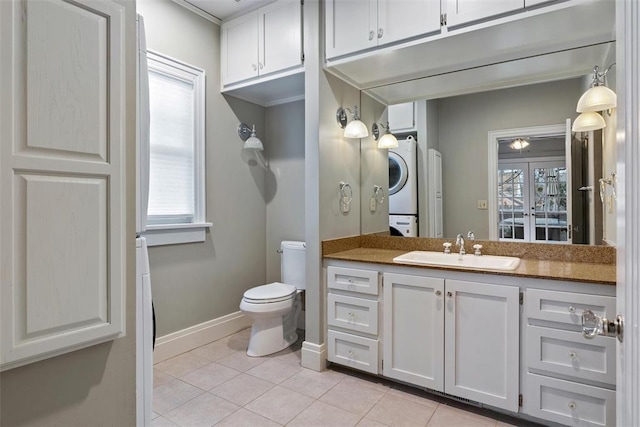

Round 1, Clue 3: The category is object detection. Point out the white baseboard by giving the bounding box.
[301,341,327,372]
[154,311,252,363]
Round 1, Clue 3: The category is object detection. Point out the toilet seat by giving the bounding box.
[242,282,296,304]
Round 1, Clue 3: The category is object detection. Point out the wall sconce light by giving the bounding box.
[336,106,369,138]
[573,64,617,132]
[238,123,264,151]
[509,138,530,150]
[372,122,398,149]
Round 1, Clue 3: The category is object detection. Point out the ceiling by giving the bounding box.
[184,0,275,21]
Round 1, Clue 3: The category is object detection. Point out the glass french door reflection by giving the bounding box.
[498,161,570,243]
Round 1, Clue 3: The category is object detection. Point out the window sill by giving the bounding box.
[142,223,212,247]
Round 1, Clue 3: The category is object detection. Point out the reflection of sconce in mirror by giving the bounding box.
[238,123,264,151]
[372,122,398,149]
[572,64,617,132]
[599,172,617,204]
[339,181,353,213]
[370,185,384,212]
[509,138,529,150]
[336,106,369,138]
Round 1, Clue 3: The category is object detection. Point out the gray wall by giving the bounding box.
[138,0,267,336]
[438,79,583,238]
[0,1,137,425]
[265,101,306,282]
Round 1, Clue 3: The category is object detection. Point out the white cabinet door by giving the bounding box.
[259,0,302,77]
[1,0,128,370]
[445,0,524,27]
[444,280,520,411]
[325,0,376,59]
[383,273,444,390]
[378,0,440,46]
[221,12,259,85]
[388,103,415,133]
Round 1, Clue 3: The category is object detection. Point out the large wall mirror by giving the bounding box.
[360,41,617,246]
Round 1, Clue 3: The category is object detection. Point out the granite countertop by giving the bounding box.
[322,236,616,286]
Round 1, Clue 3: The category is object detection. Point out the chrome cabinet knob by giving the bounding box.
[447,291,453,298]
[252,64,257,71]
[259,62,263,70]
[568,401,577,410]
[435,290,442,296]
[368,30,374,40]
[377,28,384,38]
[568,351,577,360]
[568,306,576,314]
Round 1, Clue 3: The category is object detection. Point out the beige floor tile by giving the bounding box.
[152,411,160,420]
[245,385,314,425]
[154,370,174,388]
[387,386,441,408]
[215,408,281,427]
[180,362,241,390]
[155,353,211,378]
[151,416,178,426]
[164,393,239,427]
[340,374,392,393]
[356,418,389,427]
[216,350,268,372]
[210,373,274,406]
[223,328,252,352]
[153,378,204,415]
[288,400,362,427]
[280,368,345,399]
[427,405,497,427]
[246,357,302,384]
[190,339,238,362]
[319,378,385,416]
[366,394,437,427]
[269,347,302,366]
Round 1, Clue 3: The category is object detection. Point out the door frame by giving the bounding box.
[488,123,567,240]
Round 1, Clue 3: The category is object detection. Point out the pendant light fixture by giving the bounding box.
[573,64,616,132]
[336,105,369,138]
[509,138,530,150]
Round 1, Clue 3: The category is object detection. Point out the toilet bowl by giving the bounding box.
[239,241,306,357]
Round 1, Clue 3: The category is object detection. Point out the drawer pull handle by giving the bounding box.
[435,290,442,296]
[568,401,577,410]
[568,306,576,314]
[568,351,578,360]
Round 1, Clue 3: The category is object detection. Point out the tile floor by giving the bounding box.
[152,329,542,427]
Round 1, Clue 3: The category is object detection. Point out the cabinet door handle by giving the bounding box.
[447,291,453,298]
[259,62,263,70]
[435,290,442,296]
[368,30,374,41]
[377,28,384,39]
[252,64,257,71]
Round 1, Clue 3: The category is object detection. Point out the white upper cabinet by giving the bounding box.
[326,0,441,60]
[1,0,130,371]
[221,0,302,87]
[388,102,416,133]
[444,0,524,27]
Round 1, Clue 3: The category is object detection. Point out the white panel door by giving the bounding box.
[325,0,376,59]
[383,273,445,390]
[1,0,127,371]
[259,0,302,77]
[445,0,524,27]
[444,280,520,411]
[378,0,440,46]
[221,11,259,85]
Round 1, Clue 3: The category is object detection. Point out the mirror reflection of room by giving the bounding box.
[383,75,616,246]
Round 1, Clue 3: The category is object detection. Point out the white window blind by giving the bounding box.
[148,69,195,224]
[143,51,209,246]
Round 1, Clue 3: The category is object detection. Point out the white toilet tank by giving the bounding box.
[281,241,306,290]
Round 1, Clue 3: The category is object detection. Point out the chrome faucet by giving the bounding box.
[467,231,475,241]
[456,234,465,256]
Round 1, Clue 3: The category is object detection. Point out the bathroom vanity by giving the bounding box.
[323,237,616,427]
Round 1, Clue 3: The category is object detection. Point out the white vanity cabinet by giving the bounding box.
[221,0,302,87]
[327,266,380,374]
[522,288,617,427]
[325,0,441,59]
[382,273,519,411]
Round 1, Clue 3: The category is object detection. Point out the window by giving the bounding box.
[143,51,210,246]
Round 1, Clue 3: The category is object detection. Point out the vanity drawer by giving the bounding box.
[327,293,378,335]
[526,289,615,326]
[327,266,379,295]
[525,373,615,427]
[526,325,615,385]
[327,330,379,374]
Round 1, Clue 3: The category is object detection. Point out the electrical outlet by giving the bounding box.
[370,197,377,212]
[477,200,488,210]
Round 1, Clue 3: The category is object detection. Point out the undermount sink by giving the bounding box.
[393,251,521,271]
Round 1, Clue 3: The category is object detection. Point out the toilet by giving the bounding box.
[239,241,306,357]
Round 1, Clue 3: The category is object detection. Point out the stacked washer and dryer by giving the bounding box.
[389,135,418,237]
